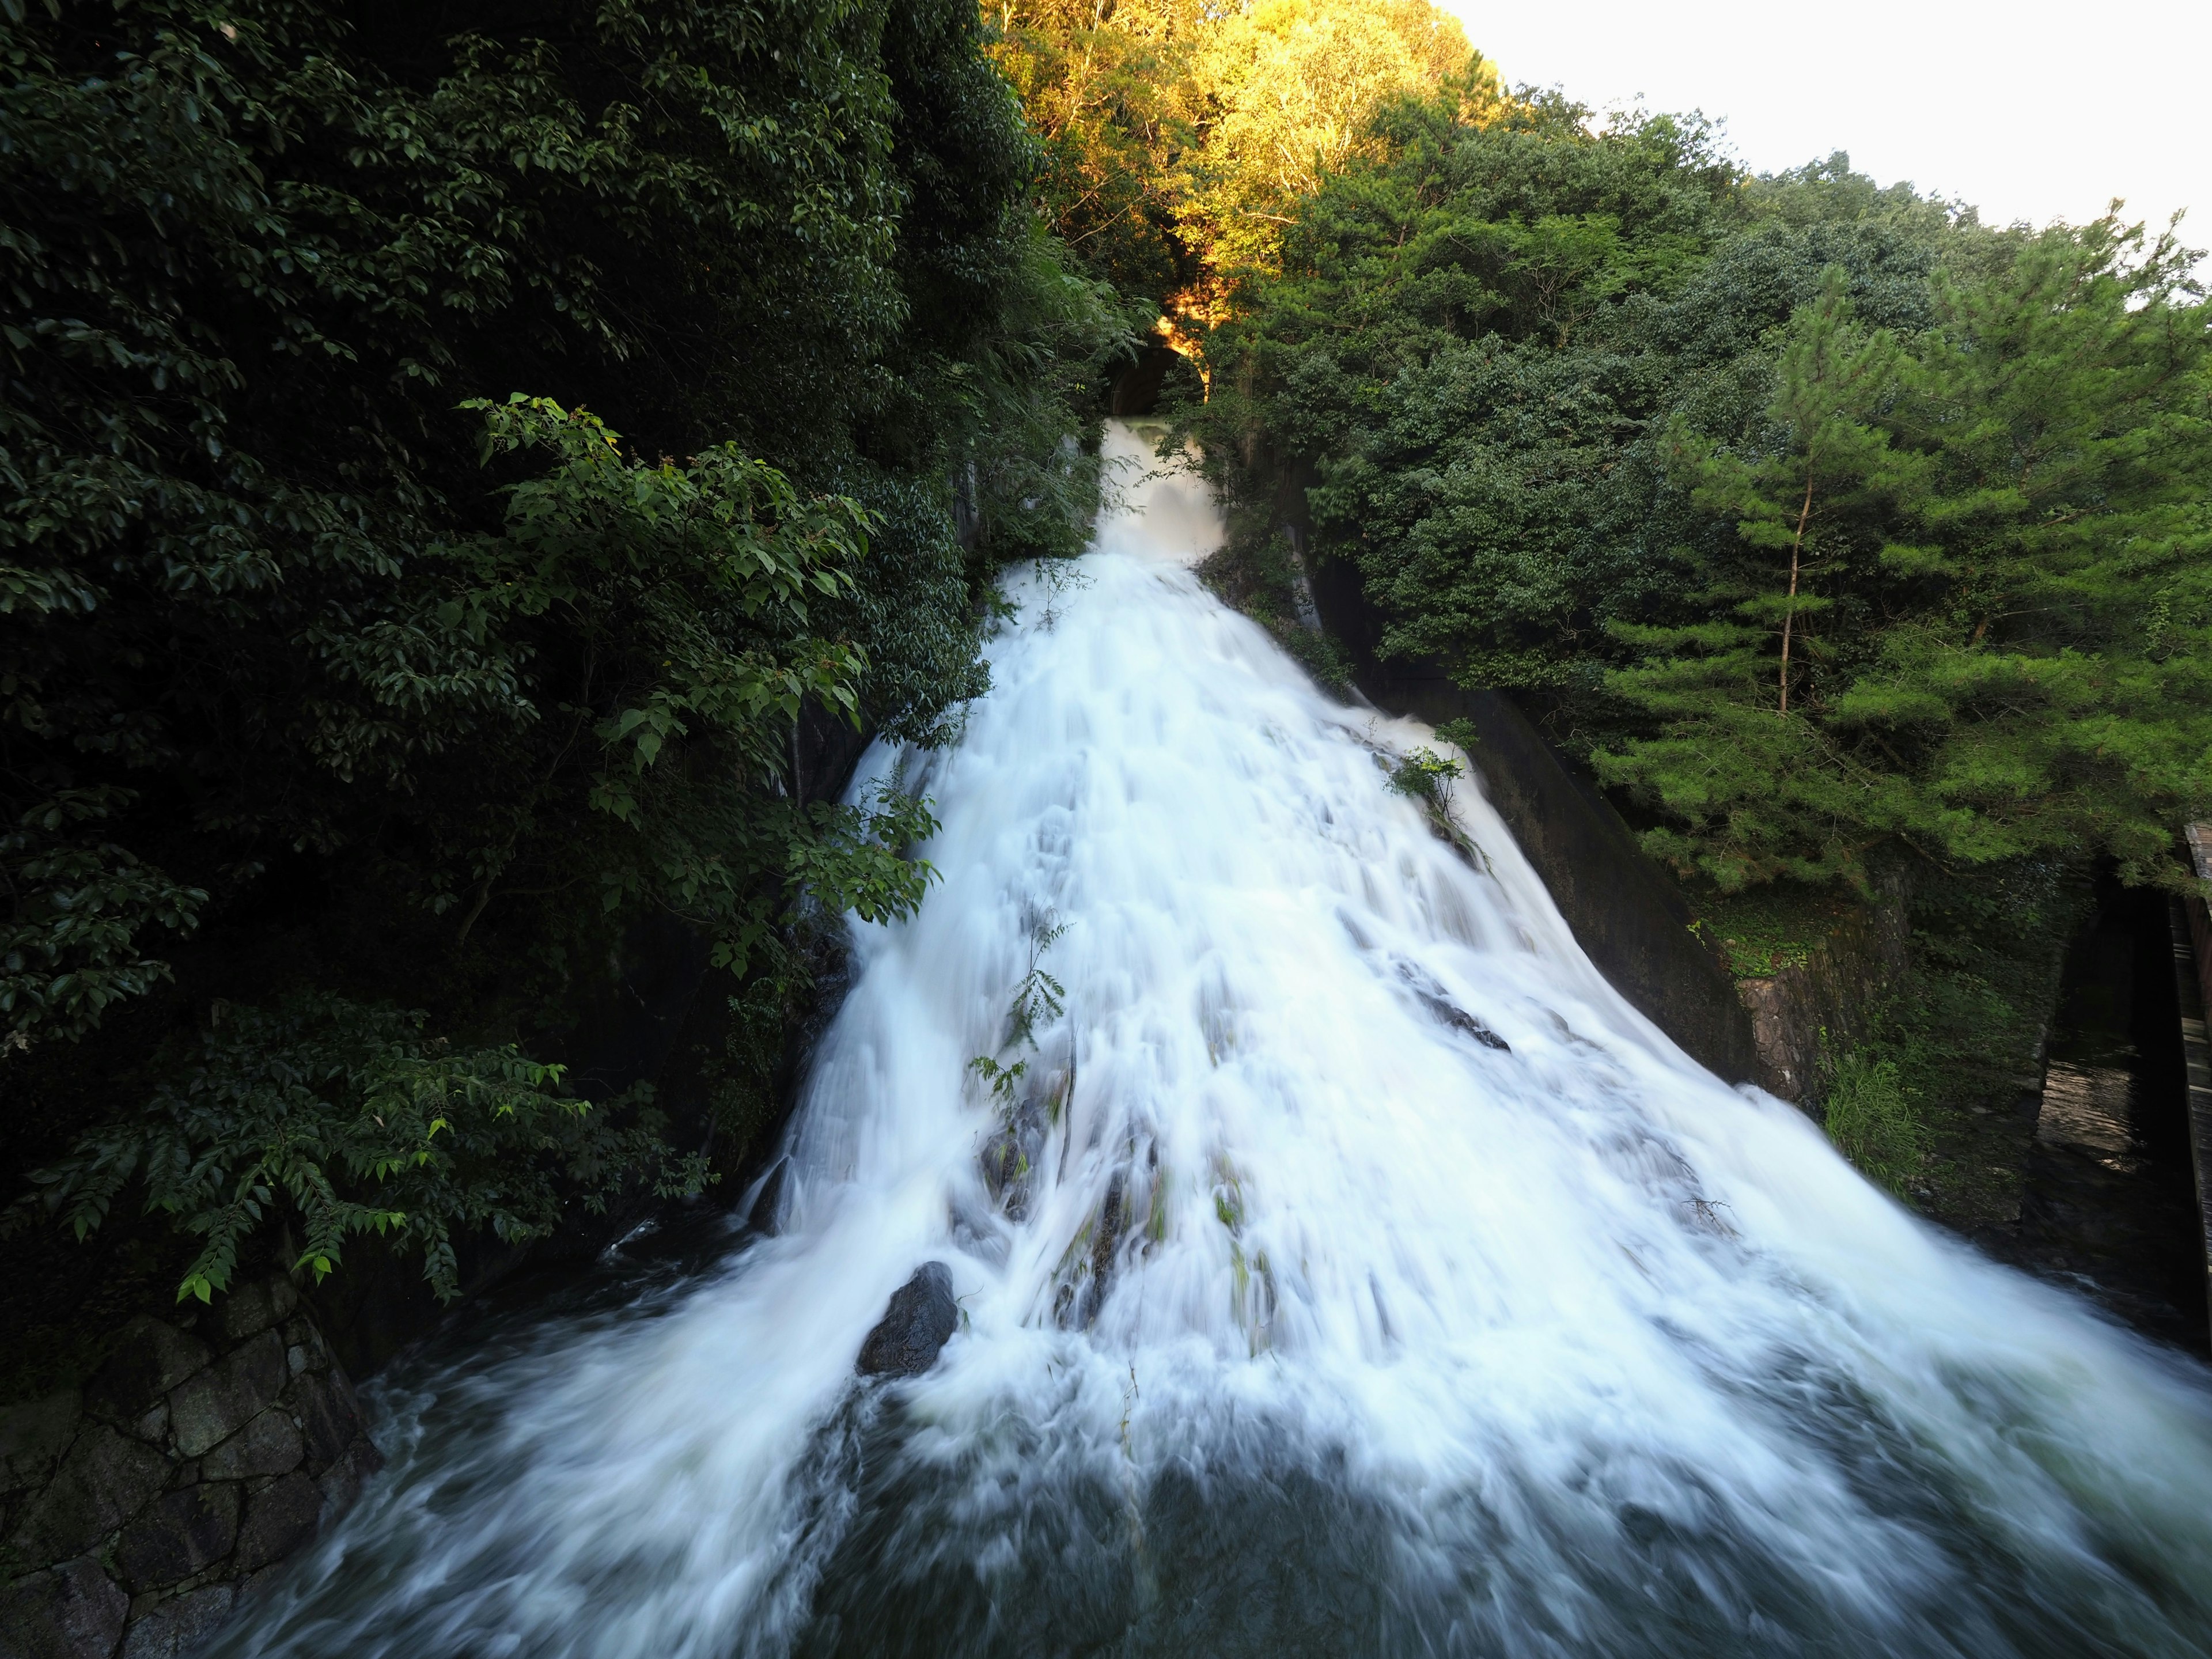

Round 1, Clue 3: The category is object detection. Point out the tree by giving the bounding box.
[1598,225,2212,890]
[1,0,1105,1301]
[987,0,1210,302]
[1594,270,1916,888]
[984,0,1486,317]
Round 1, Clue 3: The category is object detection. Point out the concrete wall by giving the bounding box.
[1301,545,1767,1088]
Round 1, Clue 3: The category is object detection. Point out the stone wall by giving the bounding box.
[1728,885,1910,1105]
[1,1276,380,1659]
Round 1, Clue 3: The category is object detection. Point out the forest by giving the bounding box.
[3,0,2208,1358]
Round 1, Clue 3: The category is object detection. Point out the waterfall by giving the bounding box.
[214,423,2212,1659]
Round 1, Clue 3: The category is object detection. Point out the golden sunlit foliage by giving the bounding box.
[1177,0,1494,300]
[989,0,1496,315]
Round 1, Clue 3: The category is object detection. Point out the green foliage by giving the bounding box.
[1281,626,1355,695]
[969,914,1066,1100]
[1194,75,2211,899]
[1821,1050,1922,1196]
[987,0,1484,308]
[932,237,1148,569]
[2,790,207,1045]
[1814,859,2084,1224]
[1185,94,1753,706]
[1684,882,1851,978]
[1002,919,1069,1052]
[1872,860,2084,1112]
[1,0,1093,1298]
[1384,745,1463,802]
[0,0,994,1047]
[26,995,705,1304]
[1600,225,2212,891]
[968,1054,1029,1105]
[988,0,1206,301]
[422,396,942,982]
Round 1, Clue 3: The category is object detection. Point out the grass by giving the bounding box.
[1821,1051,1923,1195]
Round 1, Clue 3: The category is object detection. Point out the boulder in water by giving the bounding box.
[1420,991,1509,1051]
[747,1157,793,1236]
[855,1262,959,1377]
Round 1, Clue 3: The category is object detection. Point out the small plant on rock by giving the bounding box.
[1385,747,1464,804]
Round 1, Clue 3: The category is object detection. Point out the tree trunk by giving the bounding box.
[1779,472,1814,715]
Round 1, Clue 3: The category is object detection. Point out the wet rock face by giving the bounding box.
[855,1263,960,1378]
[746,1157,793,1237]
[1082,1171,1128,1327]
[0,1277,385,1658]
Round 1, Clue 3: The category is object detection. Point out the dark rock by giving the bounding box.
[278,1317,333,1386]
[278,1317,328,1368]
[233,1473,319,1572]
[167,1333,285,1459]
[855,1263,959,1378]
[1416,990,1509,1051]
[312,1437,384,1522]
[115,1484,238,1594]
[981,1097,1048,1223]
[980,1128,1025,1214]
[199,1410,301,1483]
[214,1277,296,1346]
[117,1584,234,1659]
[0,1555,128,1659]
[0,1395,82,1497]
[1082,1171,1128,1327]
[1395,961,1509,1051]
[85,1322,210,1426]
[290,1373,359,1472]
[9,1426,169,1565]
[745,1157,792,1236]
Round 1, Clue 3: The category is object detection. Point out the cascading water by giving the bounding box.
[213,423,2212,1659]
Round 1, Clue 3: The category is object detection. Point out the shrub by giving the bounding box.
[25,995,707,1304]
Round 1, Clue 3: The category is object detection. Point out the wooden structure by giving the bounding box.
[2178,824,2212,1338]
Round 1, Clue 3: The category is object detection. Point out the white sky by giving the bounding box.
[1444,0,2209,259]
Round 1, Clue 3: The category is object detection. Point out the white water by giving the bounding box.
[218,423,2212,1658]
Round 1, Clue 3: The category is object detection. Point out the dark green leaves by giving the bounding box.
[2,0,1061,1301]
[27,994,705,1304]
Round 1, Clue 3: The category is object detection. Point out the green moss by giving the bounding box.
[1687,884,1855,979]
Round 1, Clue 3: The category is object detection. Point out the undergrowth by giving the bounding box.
[1821,1050,1922,1195]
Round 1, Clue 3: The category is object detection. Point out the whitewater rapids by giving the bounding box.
[213,423,2212,1658]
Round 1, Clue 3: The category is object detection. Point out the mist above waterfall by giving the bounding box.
[212,423,2212,1659]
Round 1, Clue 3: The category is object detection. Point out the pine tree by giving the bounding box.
[1843,219,2212,885]
[1598,227,2212,891]
[1596,269,1916,888]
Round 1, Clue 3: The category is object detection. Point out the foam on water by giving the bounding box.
[214,423,2212,1659]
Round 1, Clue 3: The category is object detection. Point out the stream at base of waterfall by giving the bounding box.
[208,424,2212,1659]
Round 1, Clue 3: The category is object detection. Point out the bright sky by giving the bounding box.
[1446,0,2210,259]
